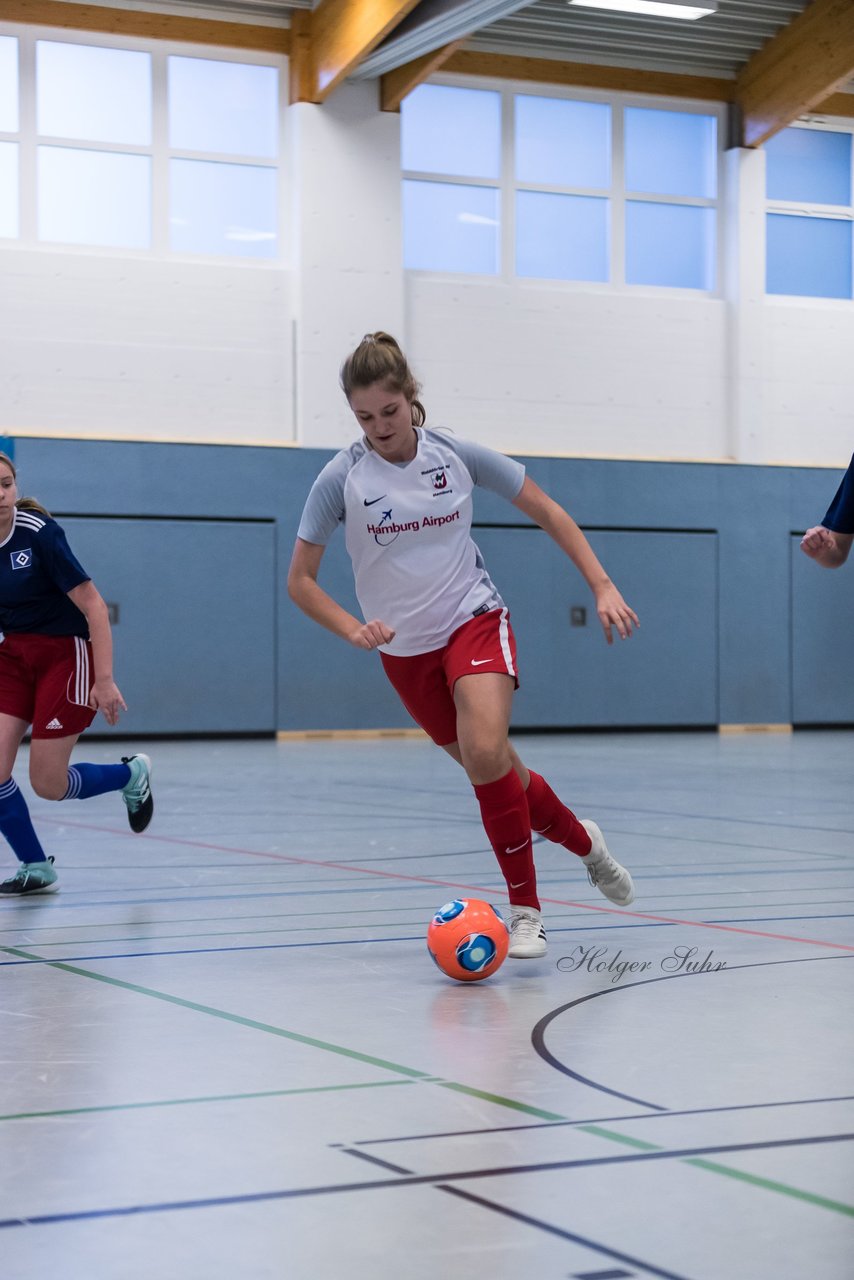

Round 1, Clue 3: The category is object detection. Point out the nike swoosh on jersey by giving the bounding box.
[470,658,494,666]
[363,495,387,506]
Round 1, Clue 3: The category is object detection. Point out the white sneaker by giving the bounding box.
[508,907,547,959]
[580,820,635,906]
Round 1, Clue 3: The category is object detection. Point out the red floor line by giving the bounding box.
[36,815,854,953]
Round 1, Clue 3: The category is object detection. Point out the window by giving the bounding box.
[0,36,18,132]
[38,147,151,249]
[401,82,720,290]
[764,125,853,299]
[37,41,151,145]
[0,143,18,239]
[401,85,501,274]
[1,30,282,261]
[170,159,277,258]
[168,56,278,158]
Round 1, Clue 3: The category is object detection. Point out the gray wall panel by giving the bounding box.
[8,438,851,732]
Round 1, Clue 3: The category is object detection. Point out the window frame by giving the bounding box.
[0,21,288,265]
[402,72,727,296]
[764,117,854,304]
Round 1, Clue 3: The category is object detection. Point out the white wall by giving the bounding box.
[0,32,851,468]
[407,279,728,460]
[0,250,292,443]
[288,82,404,450]
[762,303,854,465]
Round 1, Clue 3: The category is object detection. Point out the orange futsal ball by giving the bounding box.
[427,898,509,982]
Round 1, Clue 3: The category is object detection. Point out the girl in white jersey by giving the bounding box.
[289,333,639,959]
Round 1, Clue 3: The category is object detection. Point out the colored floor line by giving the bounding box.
[2,1132,852,1231]
[3,945,851,1221]
[8,908,854,952]
[5,908,854,966]
[27,814,854,951]
[352,1093,854,1147]
[0,1079,416,1124]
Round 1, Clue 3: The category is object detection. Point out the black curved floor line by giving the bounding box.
[531,951,854,1108]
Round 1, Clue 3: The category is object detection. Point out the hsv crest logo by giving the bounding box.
[11,549,32,570]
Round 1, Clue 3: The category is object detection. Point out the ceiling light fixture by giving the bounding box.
[569,0,717,19]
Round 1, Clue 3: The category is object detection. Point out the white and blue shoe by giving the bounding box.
[121,754,153,833]
[0,856,58,896]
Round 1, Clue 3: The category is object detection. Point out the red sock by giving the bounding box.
[473,768,539,910]
[525,770,592,856]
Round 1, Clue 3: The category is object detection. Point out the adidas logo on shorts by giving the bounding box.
[45,718,64,730]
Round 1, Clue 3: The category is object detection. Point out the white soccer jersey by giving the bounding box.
[297,428,526,656]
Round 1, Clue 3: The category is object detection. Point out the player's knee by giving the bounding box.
[30,774,67,801]
[461,741,510,783]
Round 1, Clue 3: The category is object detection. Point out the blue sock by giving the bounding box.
[63,763,132,801]
[0,778,48,864]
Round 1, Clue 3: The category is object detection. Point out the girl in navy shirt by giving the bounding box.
[0,452,152,896]
[801,453,854,569]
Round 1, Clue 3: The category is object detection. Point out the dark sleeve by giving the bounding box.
[822,454,854,535]
[38,522,91,593]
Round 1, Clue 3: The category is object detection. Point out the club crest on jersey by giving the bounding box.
[421,464,453,498]
[10,549,32,570]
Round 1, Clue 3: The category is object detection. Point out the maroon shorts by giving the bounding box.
[380,607,519,746]
[0,632,96,739]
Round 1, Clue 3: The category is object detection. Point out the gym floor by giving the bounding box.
[1,730,852,1280]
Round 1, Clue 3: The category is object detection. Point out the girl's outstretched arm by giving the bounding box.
[511,476,639,644]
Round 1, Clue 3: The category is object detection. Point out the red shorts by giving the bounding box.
[380,607,519,746]
[0,632,96,739]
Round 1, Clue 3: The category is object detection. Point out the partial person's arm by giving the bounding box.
[67,579,128,724]
[512,477,639,644]
[287,538,395,650]
[800,526,853,568]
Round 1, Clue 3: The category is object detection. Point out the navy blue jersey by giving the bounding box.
[0,509,90,637]
[823,453,854,535]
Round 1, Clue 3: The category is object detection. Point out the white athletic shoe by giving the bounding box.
[508,907,547,959]
[580,820,635,906]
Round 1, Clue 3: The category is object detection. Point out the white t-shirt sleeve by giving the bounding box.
[442,436,526,500]
[296,453,349,545]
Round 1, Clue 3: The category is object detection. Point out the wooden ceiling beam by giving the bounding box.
[380,39,466,112]
[813,91,854,118]
[0,0,290,54]
[441,50,735,103]
[736,0,854,147]
[290,0,421,104]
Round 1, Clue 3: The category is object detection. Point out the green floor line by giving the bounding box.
[1,946,431,1081]
[685,1158,854,1217]
[579,1124,661,1151]
[436,1081,566,1121]
[580,1125,854,1217]
[0,1079,415,1124]
[4,944,851,1219]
